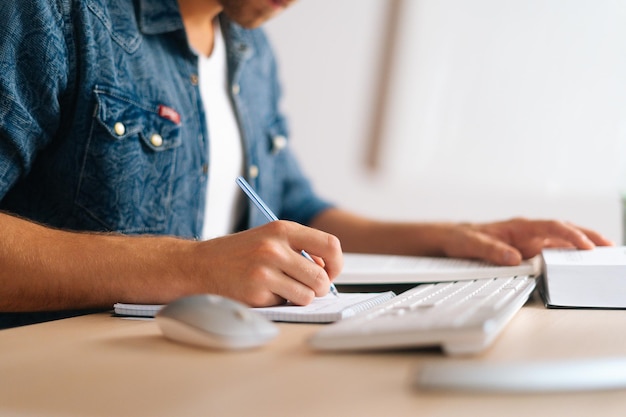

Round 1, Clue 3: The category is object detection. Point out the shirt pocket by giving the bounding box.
[75,87,182,233]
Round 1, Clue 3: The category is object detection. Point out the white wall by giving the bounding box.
[266,0,626,243]
[265,0,389,211]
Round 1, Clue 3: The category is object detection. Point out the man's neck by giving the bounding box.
[177,0,223,56]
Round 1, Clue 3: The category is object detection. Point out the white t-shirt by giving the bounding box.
[198,20,245,240]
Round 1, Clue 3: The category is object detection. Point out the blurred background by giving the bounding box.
[265,0,626,244]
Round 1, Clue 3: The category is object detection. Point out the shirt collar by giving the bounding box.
[135,0,255,72]
[137,0,185,35]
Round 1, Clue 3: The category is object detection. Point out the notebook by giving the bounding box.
[251,291,395,323]
[335,253,542,285]
[113,291,395,324]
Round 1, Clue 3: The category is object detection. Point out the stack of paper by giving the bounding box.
[540,246,626,308]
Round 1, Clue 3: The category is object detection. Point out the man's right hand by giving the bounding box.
[184,220,344,307]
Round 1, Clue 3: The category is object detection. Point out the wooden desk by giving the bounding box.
[2,297,626,417]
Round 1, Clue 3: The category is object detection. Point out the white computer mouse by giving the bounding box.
[414,357,626,393]
[155,294,279,350]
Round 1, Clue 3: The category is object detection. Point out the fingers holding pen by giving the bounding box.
[233,177,342,303]
[287,221,343,280]
[195,221,343,307]
[264,220,343,299]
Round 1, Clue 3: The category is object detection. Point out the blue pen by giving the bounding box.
[236,176,339,297]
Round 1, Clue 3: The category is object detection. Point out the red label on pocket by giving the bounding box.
[158,105,181,125]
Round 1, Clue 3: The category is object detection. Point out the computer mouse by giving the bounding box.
[414,357,626,393]
[155,294,279,350]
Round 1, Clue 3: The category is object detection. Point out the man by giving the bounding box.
[0,0,611,327]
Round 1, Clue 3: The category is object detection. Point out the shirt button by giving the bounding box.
[114,122,126,136]
[202,164,209,174]
[191,74,199,85]
[248,165,259,179]
[272,135,287,153]
[150,133,163,147]
[232,84,240,95]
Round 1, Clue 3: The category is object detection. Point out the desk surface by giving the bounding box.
[2,297,626,417]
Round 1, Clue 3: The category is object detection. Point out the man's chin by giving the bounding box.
[228,14,276,29]
[236,20,266,29]
[222,1,287,29]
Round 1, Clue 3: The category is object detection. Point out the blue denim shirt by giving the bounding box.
[0,0,332,327]
[0,0,332,239]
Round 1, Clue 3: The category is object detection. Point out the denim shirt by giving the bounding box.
[0,0,332,239]
[0,0,333,328]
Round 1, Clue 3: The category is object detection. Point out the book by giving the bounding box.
[540,246,626,308]
[334,253,542,285]
[113,291,396,323]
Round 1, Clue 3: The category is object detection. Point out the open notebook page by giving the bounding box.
[335,253,542,285]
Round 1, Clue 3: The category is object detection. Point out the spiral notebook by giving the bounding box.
[251,291,396,323]
[113,291,396,323]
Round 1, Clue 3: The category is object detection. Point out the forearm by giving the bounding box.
[0,212,345,312]
[309,208,452,256]
[0,212,195,312]
[310,208,612,266]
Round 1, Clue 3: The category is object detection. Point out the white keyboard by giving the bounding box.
[309,275,536,355]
